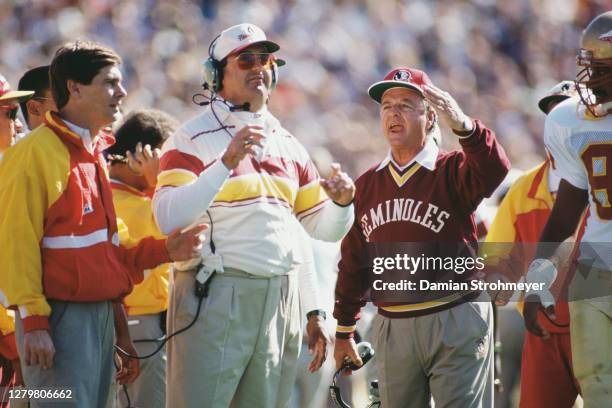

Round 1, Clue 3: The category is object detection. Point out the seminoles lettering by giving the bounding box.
[360,198,450,240]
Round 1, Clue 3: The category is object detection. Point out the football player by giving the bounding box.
[524,11,612,407]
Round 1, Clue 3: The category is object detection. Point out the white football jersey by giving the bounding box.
[544,97,612,268]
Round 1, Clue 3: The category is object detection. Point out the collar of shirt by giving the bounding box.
[63,119,95,154]
[375,134,439,172]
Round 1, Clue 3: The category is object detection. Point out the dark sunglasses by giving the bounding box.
[0,106,18,120]
[233,53,274,70]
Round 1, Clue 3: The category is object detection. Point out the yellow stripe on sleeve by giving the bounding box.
[294,180,328,215]
[379,292,464,313]
[157,169,198,188]
[336,324,357,333]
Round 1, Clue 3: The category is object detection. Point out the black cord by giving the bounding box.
[115,32,224,407]
[206,210,215,253]
[112,351,134,408]
[122,385,132,408]
[114,296,204,360]
[114,175,217,360]
[209,96,242,140]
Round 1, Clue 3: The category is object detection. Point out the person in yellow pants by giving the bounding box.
[106,109,179,408]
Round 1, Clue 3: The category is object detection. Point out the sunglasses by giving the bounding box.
[233,52,274,70]
[0,106,18,120]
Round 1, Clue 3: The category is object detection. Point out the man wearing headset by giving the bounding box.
[153,23,355,407]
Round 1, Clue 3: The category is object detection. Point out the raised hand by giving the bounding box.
[423,84,472,132]
[221,125,266,170]
[126,142,161,188]
[320,163,355,206]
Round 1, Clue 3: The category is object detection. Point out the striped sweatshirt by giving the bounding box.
[153,100,354,276]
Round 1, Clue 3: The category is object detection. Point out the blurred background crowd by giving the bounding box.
[0,0,609,176]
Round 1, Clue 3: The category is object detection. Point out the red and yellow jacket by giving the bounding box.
[111,181,169,316]
[0,112,170,333]
[0,304,17,360]
[484,160,569,333]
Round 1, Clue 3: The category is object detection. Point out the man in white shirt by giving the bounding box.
[154,23,356,407]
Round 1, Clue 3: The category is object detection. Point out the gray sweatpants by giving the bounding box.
[372,302,494,408]
[165,267,301,408]
[15,300,114,408]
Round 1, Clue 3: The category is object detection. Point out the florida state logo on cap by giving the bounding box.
[393,70,412,82]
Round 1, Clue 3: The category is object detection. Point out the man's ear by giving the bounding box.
[67,79,80,98]
[426,107,437,131]
[26,99,40,118]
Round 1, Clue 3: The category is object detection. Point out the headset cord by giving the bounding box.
[112,353,134,408]
[113,210,216,360]
[113,99,220,405]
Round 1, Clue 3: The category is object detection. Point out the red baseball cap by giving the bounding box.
[368,67,432,103]
[0,73,34,106]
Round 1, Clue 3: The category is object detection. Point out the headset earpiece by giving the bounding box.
[202,58,225,92]
[270,61,279,90]
[202,34,224,92]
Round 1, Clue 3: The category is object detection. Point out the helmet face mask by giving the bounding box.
[576,50,612,116]
[575,11,612,117]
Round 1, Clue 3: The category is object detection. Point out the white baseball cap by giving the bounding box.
[211,23,281,63]
[537,80,576,114]
[0,73,33,105]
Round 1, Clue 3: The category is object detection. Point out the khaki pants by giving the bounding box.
[373,302,494,408]
[569,298,611,408]
[166,268,301,408]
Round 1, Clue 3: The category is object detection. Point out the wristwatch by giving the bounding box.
[306,309,327,320]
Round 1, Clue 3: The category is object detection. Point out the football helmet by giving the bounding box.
[576,11,612,117]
